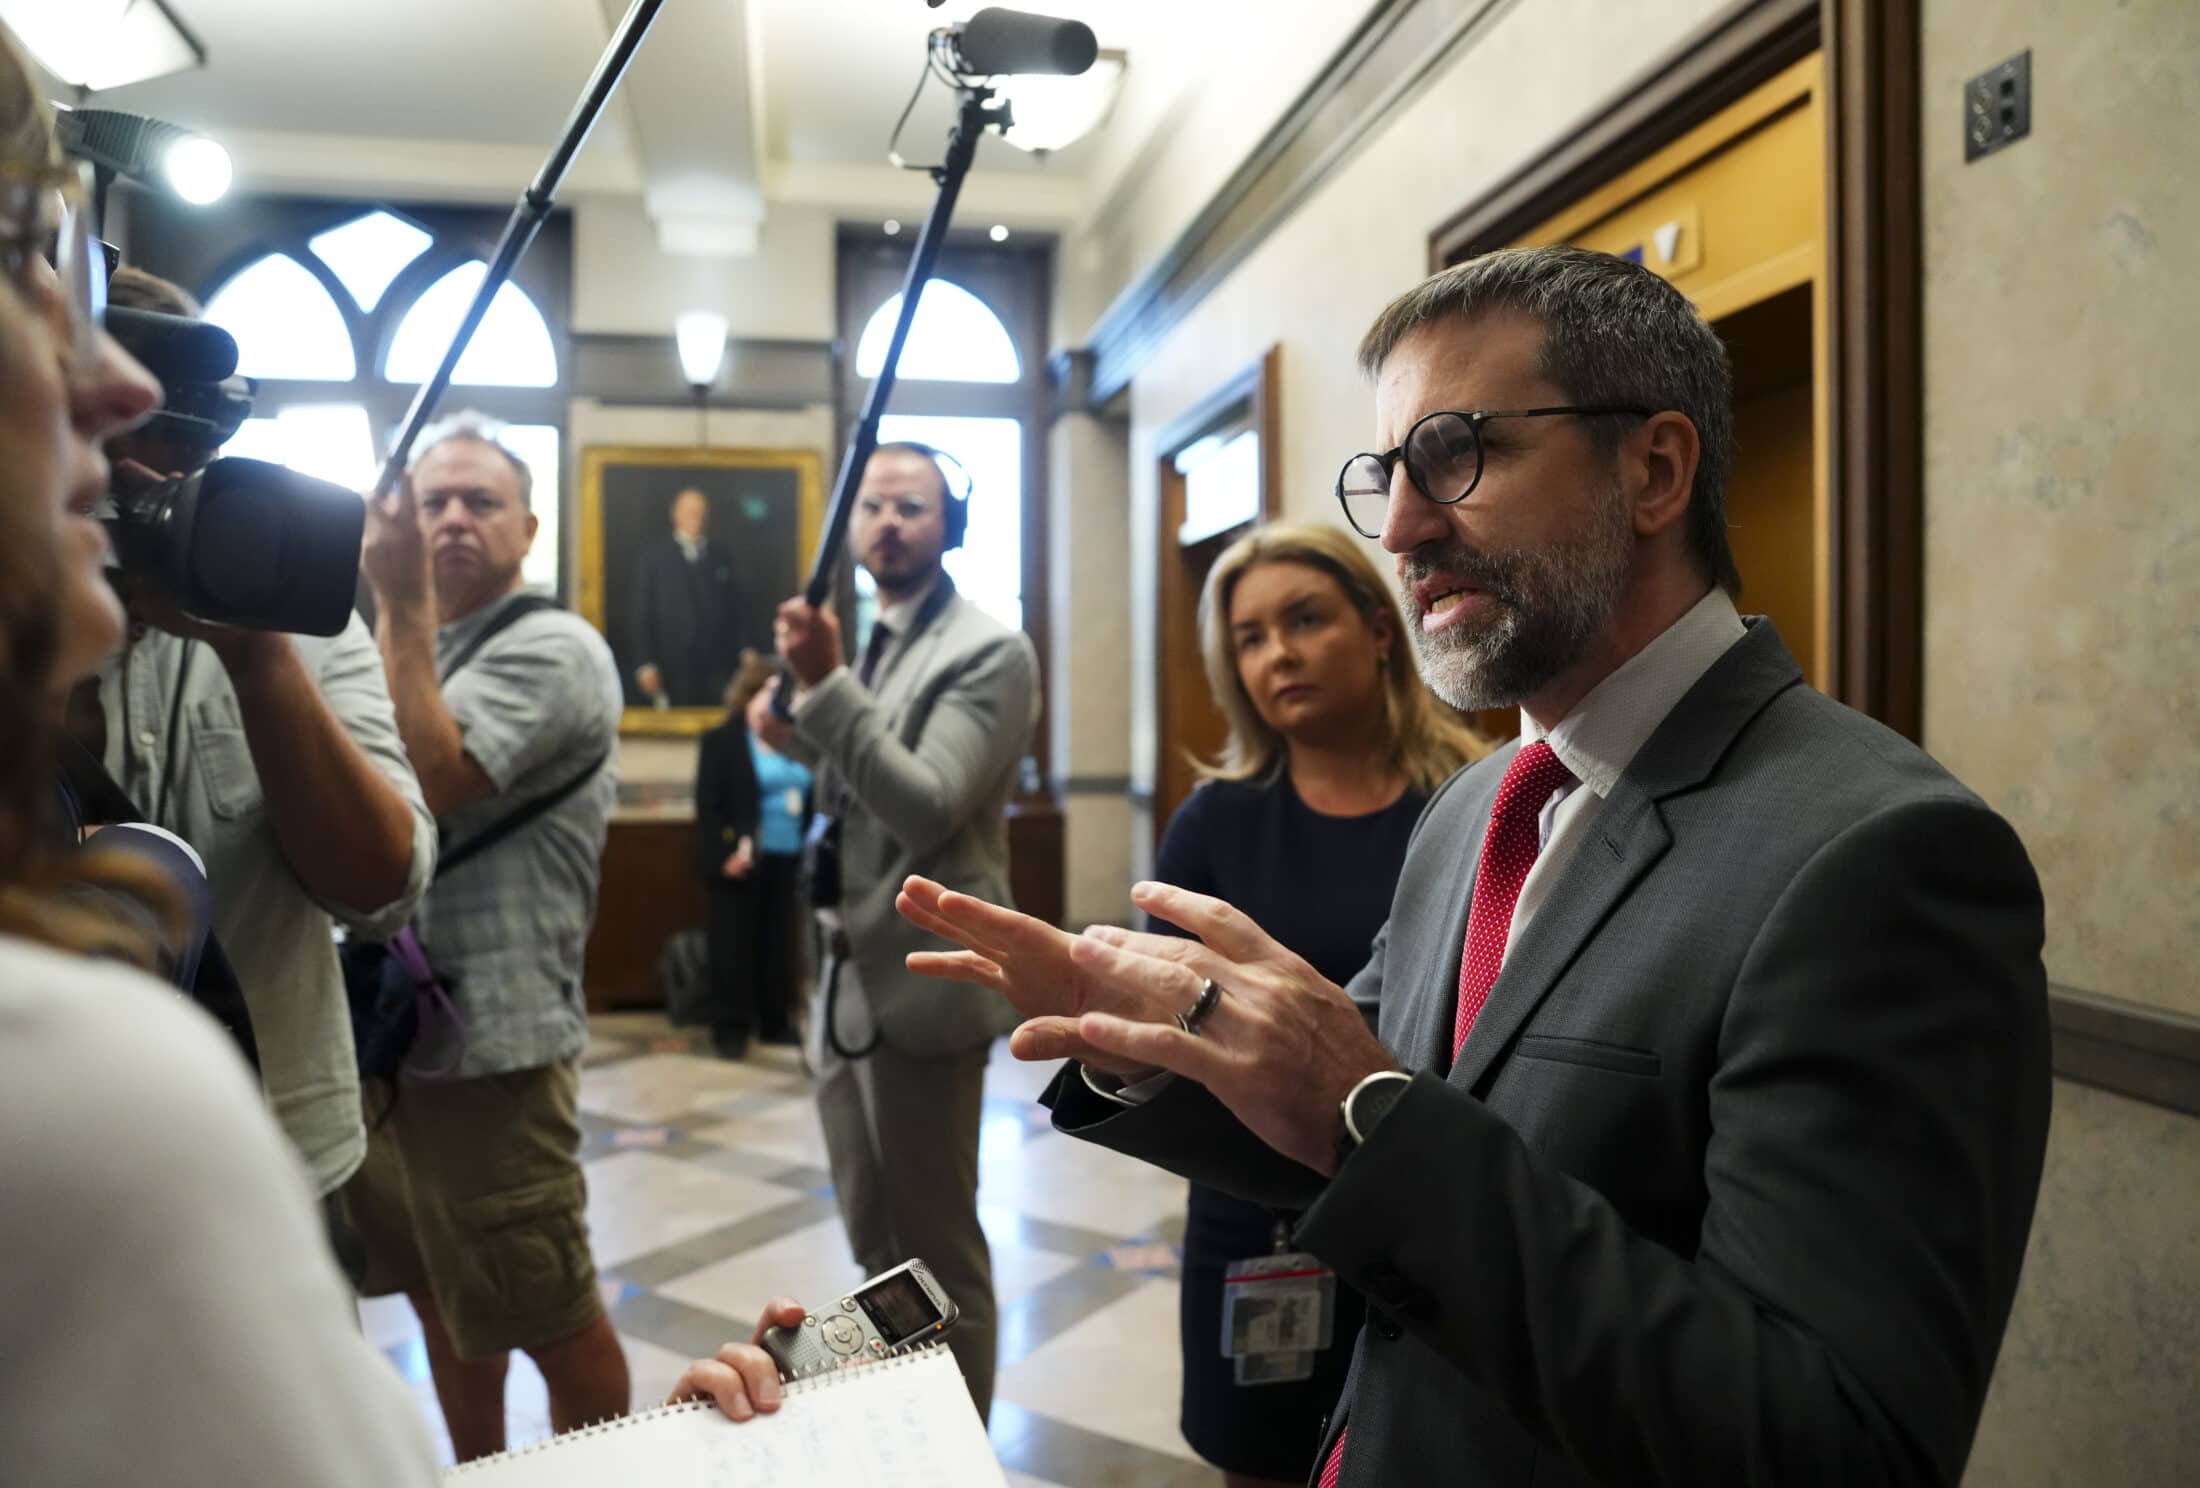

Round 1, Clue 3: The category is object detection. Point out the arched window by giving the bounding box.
[203,254,356,381]
[873,413,1023,631]
[386,261,558,387]
[853,279,1021,383]
[196,210,567,593]
[307,211,431,313]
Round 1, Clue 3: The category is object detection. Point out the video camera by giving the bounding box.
[102,305,365,638]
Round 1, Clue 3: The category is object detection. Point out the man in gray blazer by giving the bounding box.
[753,441,1038,1418]
[899,248,2051,1483]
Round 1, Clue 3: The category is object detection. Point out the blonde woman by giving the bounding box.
[1153,522,1486,1487]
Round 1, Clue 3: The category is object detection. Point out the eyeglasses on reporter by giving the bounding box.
[0,158,118,367]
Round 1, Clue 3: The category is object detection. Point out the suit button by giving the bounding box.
[1362,1262,1410,1309]
[1370,1309,1402,1341]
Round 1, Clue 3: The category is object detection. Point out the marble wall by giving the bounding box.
[1968,1079,2200,1484]
[1046,410,1136,926]
[1920,7,2200,1482]
[1918,0,2200,1015]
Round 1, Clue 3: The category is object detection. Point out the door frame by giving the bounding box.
[1426,0,1920,739]
[1150,344,1283,848]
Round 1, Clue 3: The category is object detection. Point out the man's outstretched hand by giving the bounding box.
[896,876,1160,1079]
[897,877,1395,1169]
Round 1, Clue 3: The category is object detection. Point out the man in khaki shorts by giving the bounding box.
[348,413,627,1461]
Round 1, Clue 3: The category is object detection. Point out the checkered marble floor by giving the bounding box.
[364,1011,1226,1486]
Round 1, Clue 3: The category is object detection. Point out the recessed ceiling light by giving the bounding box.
[883,219,902,237]
[989,224,1010,243]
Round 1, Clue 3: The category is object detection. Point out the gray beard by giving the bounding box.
[1402,494,1633,713]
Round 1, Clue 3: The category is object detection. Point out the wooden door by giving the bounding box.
[1463,55,1829,742]
[1150,347,1282,846]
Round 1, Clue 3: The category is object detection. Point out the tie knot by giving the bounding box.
[1492,740,1574,819]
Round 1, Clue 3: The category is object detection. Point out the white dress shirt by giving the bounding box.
[1504,585,1746,960]
[1088,586,1747,1106]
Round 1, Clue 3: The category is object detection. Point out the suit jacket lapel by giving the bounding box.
[1448,783,1671,1091]
[1445,620,1805,1092]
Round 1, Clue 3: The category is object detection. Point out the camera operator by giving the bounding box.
[78,266,435,1201]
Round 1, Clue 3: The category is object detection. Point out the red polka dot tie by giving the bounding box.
[1317,741,1573,1488]
[1452,739,1575,1062]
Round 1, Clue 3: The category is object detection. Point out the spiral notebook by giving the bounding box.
[446,1345,1006,1485]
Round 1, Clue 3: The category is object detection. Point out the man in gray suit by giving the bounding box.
[751,441,1037,1418]
[899,248,2051,1484]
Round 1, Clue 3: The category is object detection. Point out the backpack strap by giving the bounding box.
[430,593,608,880]
[440,594,559,683]
[435,749,609,880]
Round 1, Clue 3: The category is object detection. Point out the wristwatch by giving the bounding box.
[1335,1069,1413,1171]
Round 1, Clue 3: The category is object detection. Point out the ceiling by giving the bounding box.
[75,0,1205,246]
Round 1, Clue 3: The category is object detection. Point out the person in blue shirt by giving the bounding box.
[694,650,813,1059]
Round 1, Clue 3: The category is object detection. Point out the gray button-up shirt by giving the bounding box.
[97,618,436,1196]
[410,594,622,1079]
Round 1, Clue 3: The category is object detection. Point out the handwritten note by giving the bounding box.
[447,1347,1004,1486]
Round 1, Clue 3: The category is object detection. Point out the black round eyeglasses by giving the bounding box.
[1334,405,1654,539]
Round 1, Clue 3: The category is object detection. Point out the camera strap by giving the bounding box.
[432,594,607,880]
[439,592,560,681]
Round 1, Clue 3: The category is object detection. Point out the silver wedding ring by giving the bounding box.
[1176,977,1222,1036]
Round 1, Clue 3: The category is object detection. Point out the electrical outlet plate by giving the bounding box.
[1964,50,2032,162]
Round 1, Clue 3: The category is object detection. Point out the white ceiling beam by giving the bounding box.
[216,128,645,202]
[600,0,767,259]
[762,161,1090,228]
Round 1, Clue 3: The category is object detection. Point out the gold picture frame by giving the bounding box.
[578,444,824,736]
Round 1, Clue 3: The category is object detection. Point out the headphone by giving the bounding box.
[876,439,973,551]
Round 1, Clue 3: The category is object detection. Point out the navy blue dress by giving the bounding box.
[1150,772,1426,1478]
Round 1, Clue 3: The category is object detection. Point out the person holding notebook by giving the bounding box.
[0,29,436,1483]
[0,34,809,1478]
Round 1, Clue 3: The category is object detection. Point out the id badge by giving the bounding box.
[783,788,803,819]
[1235,1348,1315,1386]
[1221,1250,1335,1370]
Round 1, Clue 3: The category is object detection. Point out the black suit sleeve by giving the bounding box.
[628,548,659,679]
[1043,1063,1331,1211]
[692,726,761,881]
[1294,797,2050,1486]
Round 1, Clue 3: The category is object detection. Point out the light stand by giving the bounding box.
[767,82,1003,717]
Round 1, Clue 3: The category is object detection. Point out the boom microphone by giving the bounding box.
[947,8,1097,77]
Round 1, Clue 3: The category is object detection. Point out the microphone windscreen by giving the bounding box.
[956,8,1097,76]
[106,306,240,386]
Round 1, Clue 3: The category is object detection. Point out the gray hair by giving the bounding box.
[409,410,534,510]
[1357,245,1740,595]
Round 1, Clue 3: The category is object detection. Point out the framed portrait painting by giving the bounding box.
[578,445,824,735]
